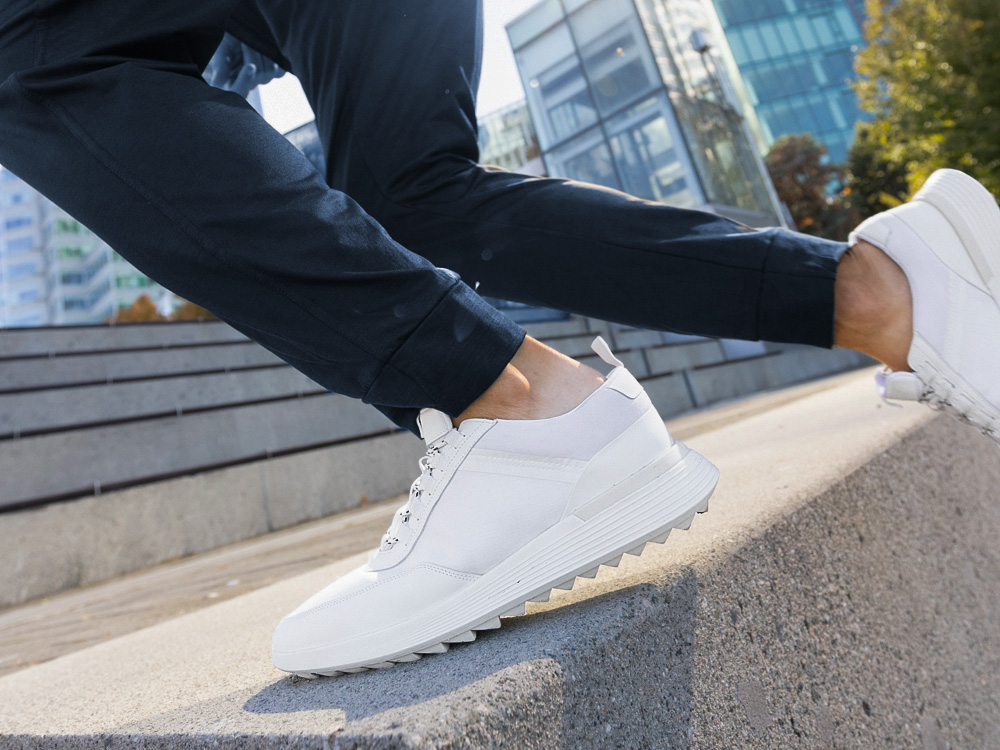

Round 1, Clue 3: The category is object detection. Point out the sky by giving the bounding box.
[258,0,540,133]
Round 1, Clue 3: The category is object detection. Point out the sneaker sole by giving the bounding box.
[284,442,720,678]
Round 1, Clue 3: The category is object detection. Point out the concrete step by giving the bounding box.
[0,429,424,609]
[0,391,395,511]
[0,366,322,436]
[0,320,245,358]
[0,340,280,390]
[3,371,999,748]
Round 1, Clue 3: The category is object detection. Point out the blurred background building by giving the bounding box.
[0,169,168,327]
[709,0,867,163]
[477,100,546,175]
[506,0,786,228]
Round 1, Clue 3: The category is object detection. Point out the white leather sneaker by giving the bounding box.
[850,169,1000,441]
[272,337,719,677]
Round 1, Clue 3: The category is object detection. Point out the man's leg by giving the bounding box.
[0,0,535,435]
[227,0,847,350]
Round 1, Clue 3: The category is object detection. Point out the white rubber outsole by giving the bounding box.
[284,444,719,679]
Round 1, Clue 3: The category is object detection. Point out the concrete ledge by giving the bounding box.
[0,342,279,390]
[3,372,999,747]
[0,321,245,358]
[0,430,424,608]
[0,367,321,436]
[0,393,397,510]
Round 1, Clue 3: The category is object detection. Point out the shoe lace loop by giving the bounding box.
[379,437,453,552]
[919,381,998,440]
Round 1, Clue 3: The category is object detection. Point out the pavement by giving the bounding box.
[2,369,999,748]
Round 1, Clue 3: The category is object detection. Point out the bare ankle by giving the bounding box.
[454,336,605,426]
[833,240,913,371]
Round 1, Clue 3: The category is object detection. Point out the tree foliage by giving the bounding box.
[764,134,859,239]
[105,294,217,324]
[844,122,910,217]
[855,0,1000,198]
[108,294,165,323]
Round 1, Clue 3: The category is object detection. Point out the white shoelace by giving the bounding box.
[378,435,454,553]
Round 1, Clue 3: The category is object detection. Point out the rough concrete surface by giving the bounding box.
[2,372,998,748]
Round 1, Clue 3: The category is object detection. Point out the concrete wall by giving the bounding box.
[0,430,425,609]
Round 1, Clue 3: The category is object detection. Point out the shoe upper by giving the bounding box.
[850,171,1000,439]
[272,336,675,664]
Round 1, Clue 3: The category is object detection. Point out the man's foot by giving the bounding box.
[271,337,719,677]
[849,168,1000,442]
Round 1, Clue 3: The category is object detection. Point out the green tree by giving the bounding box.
[844,122,910,218]
[856,0,1000,198]
[764,134,859,239]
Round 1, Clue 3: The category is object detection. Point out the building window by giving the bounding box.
[17,287,40,304]
[569,0,660,117]
[58,245,86,259]
[4,215,32,231]
[61,271,90,285]
[63,297,89,311]
[516,23,599,149]
[7,261,37,281]
[606,96,695,207]
[5,236,35,255]
[546,127,622,191]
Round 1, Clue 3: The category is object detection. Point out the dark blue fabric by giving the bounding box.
[0,0,847,435]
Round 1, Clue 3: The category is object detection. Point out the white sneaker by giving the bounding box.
[849,169,1000,441]
[272,337,719,677]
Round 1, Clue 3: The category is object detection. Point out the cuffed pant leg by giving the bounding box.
[230,0,847,350]
[0,3,524,434]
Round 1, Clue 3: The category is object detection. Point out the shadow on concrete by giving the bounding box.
[240,569,698,748]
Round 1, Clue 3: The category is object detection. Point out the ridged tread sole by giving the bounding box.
[290,495,710,681]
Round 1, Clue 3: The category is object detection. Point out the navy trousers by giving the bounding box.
[0,0,847,434]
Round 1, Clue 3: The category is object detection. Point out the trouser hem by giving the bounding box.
[364,278,526,419]
[757,228,849,348]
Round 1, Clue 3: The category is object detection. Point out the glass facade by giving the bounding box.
[508,0,781,224]
[711,0,866,163]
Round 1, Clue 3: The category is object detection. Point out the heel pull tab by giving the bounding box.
[416,408,453,445]
[591,336,623,368]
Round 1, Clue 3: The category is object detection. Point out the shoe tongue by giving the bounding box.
[416,408,453,445]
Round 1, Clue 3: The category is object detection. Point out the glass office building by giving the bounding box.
[710,0,866,163]
[507,0,785,227]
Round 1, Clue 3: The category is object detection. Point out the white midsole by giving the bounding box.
[274,443,719,673]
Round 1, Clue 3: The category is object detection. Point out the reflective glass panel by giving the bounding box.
[569,0,660,116]
[515,23,599,148]
[606,96,695,207]
[508,0,564,49]
[546,128,622,191]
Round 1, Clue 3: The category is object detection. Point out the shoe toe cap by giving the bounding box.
[271,563,478,672]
